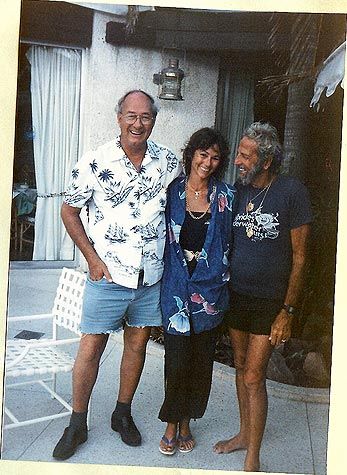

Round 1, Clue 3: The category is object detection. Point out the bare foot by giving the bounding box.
[243,448,260,471]
[213,434,248,454]
[178,419,195,453]
[159,423,177,455]
[244,457,260,472]
[244,464,260,472]
[159,436,177,455]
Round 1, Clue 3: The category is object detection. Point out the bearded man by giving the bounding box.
[213,122,312,472]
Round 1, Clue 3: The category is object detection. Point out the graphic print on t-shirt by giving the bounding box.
[233,206,279,241]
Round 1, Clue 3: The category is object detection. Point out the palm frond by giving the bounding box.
[125,5,140,35]
[260,13,323,96]
[288,14,322,73]
[258,70,316,98]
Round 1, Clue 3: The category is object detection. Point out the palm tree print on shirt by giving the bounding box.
[98,169,114,182]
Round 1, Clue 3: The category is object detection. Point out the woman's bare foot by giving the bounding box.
[159,423,177,455]
[178,419,195,453]
[177,433,195,453]
[213,433,248,454]
[159,436,177,455]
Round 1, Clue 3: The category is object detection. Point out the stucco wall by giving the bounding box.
[81,11,220,158]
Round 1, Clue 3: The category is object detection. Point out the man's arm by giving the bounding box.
[269,223,311,346]
[61,203,112,281]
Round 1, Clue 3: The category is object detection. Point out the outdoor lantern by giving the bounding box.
[153,58,185,100]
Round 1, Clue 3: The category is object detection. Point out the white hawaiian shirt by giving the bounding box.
[64,136,182,288]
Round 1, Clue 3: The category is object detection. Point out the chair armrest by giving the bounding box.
[19,337,81,348]
[6,344,31,368]
[6,337,81,369]
[7,313,54,323]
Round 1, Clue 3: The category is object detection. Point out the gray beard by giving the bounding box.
[239,160,264,186]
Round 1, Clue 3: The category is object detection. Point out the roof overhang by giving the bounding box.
[105,8,288,53]
[69,3,154,16]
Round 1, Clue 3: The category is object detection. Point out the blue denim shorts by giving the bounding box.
[80,274,162,334]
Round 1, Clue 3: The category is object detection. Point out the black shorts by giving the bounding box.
[224,291,283,336]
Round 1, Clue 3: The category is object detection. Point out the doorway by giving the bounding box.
[11,43,82,262]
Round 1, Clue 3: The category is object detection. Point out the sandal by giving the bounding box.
[177,433,195,453]
[159,435,177,455]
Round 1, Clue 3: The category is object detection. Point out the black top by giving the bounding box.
[179,211,211,276]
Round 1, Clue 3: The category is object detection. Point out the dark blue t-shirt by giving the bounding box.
[230,175,313,300]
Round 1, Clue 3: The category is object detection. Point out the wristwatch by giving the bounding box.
[282,304,296,316]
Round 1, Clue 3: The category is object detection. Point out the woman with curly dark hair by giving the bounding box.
[158,128,236,455]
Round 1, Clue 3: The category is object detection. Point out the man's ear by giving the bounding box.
[264,157,273,170]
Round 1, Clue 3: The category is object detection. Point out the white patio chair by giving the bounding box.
[4,267,87,429]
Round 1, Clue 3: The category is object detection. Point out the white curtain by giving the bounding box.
[215,70,254,184]
[27,46,82,260]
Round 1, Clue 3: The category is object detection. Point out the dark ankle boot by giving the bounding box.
[111,411,141,446]
[53,424,88,460]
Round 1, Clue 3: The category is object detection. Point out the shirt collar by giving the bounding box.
[112,135,160,164]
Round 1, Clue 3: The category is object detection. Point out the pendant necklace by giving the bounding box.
[246,184,269,212]
[245,178,274,238]
[187,181,207,200]
[185,179,216,220]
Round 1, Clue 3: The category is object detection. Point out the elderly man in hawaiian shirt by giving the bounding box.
[53,90,181,460]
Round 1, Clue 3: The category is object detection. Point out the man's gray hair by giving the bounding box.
[116,89,159,118]
[243,122,283,173]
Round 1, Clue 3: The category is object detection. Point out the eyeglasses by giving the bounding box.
[121,114,154,125]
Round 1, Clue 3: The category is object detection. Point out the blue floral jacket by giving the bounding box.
[161,175,236,335]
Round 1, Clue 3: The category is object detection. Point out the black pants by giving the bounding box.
[158,328,217,423]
